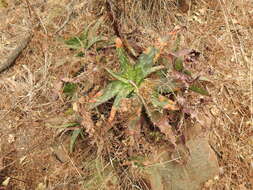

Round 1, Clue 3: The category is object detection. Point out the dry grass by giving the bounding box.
[0,0,252,189]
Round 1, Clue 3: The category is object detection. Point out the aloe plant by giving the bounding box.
[65,19,104,55]
[89,38,208,141]
[46,122,83,152]
[89,39,167,120]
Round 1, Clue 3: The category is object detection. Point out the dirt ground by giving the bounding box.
[0,0,252,189]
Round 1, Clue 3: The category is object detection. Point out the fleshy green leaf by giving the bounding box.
[76,52,85,57]
[151,94,179,111]
[46,122,79,129]
[146,65,165,76]
[134,47,159,85]
[135,47,158,72]
[79,27,89,43]
[113,85,134,108]
[65,30,89,50]
[117,47,132,73]
[183,69,192,76]
[63,83,77,97]
[59,123,79,129]
[156,78,180,94]
[70,129,82,153]
[151,96,168,110]
[65,36,83,49]
[105,68,130,84]
[87,17,104,40]
[65,20,103,51]
[174,57,184,72]
[86,36,103,50]
[189,85,209,96]
[90,81,124,109]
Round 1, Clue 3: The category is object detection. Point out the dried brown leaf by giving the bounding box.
[78,103,96,137]
[171,48,192,58]
[156,116,176,146]
[158,95,179,111]
[115,38,123,48]
[52,80,64,101]
[108,106,117,123]
[126,107,142,137]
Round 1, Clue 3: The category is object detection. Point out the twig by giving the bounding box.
[55,0,75,34]
[145,157,181,167]
[61,143,82,177]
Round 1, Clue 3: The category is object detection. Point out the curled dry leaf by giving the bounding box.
[78,103,96,138]
[61,77,76,83]
[158,95,179,111]
[72,102,78,112]
[89,90,103,103]
[172,71,191,81]
[171,48,192,58]
[115,37,123,48]
[156,116,177,146]
[170,48,200,65]
[108,106,117,123]
[126,106,142,137]
[52,80,64,101]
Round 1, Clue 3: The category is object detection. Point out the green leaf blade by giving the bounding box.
[89,81,124,109]
[116,47,132,73]
[105,68,130,84]
[65,37,82,49]
[134,47,159,84]
[63,83,77,97]
[86,36,103,50]
[174,57,184,72]
[70,129,82,153]
[189,85,209,96]
[113,85,134,108]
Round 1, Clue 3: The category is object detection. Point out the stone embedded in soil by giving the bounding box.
[143,136,219,190]
[0,4,32,73]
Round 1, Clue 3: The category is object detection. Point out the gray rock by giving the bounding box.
[144,136,219,190]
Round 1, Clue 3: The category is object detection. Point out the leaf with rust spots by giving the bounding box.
[151,94,179,111]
